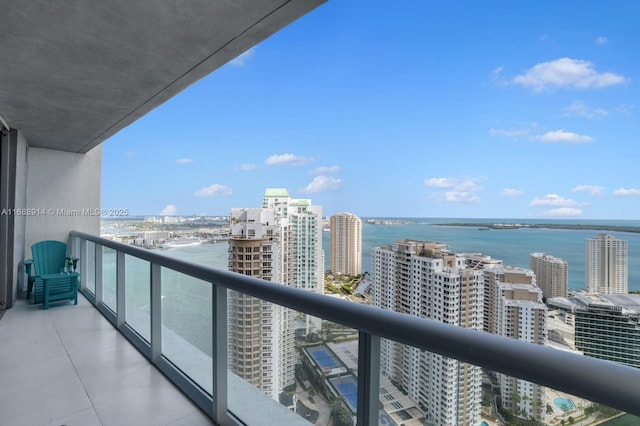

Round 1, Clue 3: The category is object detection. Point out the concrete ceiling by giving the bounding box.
[0,0,325,153]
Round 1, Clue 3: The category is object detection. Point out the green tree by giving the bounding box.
[330,400,353,426]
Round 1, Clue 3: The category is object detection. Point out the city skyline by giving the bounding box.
[101,1,639,219]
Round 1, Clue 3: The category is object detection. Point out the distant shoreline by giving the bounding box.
[434,223,640,234]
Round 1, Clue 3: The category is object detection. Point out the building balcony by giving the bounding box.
[0,294,212,426]
[2,231,640,425]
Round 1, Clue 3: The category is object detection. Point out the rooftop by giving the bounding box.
[549,293,640,315]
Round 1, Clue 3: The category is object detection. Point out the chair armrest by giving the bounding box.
[23,259,34,276]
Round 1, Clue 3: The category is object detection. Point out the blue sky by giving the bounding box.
[102,1,639,219]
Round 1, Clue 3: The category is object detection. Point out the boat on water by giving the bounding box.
[163,237,203,248]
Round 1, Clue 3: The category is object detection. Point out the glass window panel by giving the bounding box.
[227,296,358,425]
[161,267,212,394]
[125,255,150,341]
[84,241,96,294]
[102,246,117,311]
[378,339,478,426]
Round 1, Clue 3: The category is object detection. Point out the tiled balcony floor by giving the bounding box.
[0,295,212,426]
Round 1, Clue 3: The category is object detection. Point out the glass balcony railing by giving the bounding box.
[69,231,640,426]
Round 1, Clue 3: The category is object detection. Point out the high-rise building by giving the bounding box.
[372,240,484,426]
[585,234,628,294]
[548,293,640,368]
[261,188,324,295]
[482,265,547,421]
[228,189,324,399]
[330,212,362,276]
[530,252,568,299]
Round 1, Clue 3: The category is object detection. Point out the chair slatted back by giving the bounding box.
[31,240,67,276]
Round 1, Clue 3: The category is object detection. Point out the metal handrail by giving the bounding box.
[71,230,640,417]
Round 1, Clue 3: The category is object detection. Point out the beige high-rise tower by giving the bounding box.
[530,253,568,299]
[330,212,362,275]
[585,234,628,294]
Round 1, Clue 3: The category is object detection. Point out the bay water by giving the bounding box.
[158,218,640,291]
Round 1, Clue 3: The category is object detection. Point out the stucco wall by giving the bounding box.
[25,145,101,257]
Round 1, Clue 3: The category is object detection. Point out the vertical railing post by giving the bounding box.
[95,244,103,305]
[357,331,381,426]
[150,263,162,363]
[116,251,125,328]
[212,283,228,423]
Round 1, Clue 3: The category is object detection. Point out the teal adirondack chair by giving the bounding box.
[29,240,78,308]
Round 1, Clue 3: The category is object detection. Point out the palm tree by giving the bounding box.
[337,406,353,426]
[330,399,353,426]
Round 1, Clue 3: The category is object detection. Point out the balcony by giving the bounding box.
[2,231,639,425]
[0,294,211,426]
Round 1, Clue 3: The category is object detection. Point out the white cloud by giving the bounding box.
[512,58,627,92]
[501,188,524,197]
[443,191,480,203]
[530,194,580,207]
[491,66,507,85]
[125,151,136,158]
[614,104,634,115]
[265,153,312,166]
[537,129,593,144]
[613,188,640,196]
[541,207,583,217]
[563,101,608,119]
[490,124,593,144]
[425,176,485,203]
[596,36,608,45]
[238,163,258,171]
[572,185,604,195]
[194,184,234,198]
[425,177,455,188]
[300,176,342,194]
[230,48,255,66]
[160,204,177,215]
[489,127,531,139]
[176,158,193,164]
[310,165,341,175]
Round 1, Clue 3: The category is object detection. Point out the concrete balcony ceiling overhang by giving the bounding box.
[0,0,324,153]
